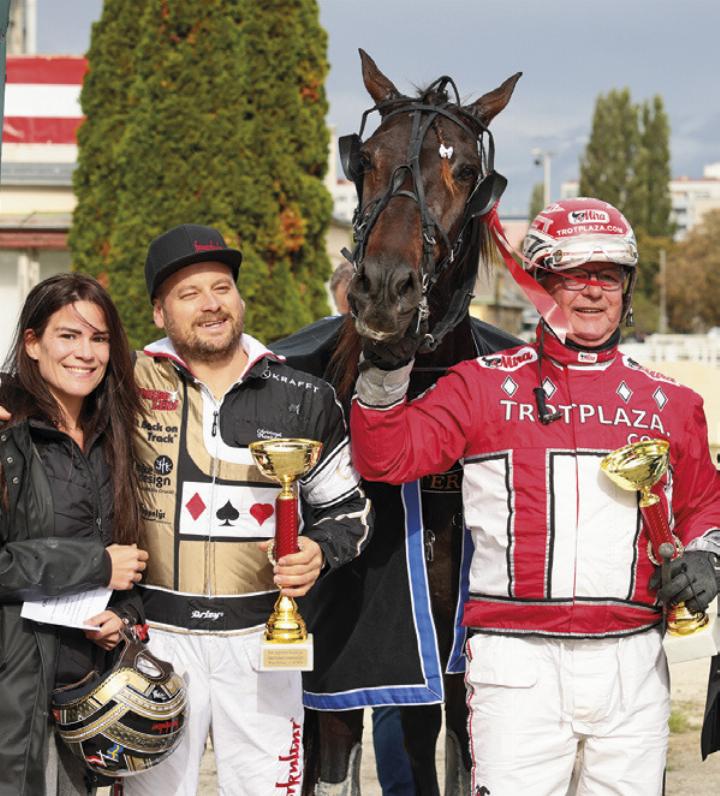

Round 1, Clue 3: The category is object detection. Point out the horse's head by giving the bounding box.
[343,50,521,344]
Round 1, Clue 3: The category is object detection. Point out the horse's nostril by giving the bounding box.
[402,275,415,295]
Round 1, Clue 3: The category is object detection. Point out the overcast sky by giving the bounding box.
[36,0,720,216]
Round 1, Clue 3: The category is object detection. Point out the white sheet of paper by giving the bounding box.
[21,587,112,630]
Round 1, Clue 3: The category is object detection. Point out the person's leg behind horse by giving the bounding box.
[400,703,443,796]
[372,706,414,795]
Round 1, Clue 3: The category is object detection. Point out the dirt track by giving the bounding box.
[666,657,720,795]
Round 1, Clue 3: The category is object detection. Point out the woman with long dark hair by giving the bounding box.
[0,273,149,796]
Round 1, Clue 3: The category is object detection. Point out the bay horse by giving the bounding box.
[275,50,521,795]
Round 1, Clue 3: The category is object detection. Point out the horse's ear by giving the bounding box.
[359,49,401,108]
[466,72,522,126]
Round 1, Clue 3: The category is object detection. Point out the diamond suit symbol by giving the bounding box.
[186,492,206,521]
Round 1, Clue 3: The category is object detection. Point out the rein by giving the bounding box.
[339,76,507,352]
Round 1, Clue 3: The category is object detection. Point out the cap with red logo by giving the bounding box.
[522,197,637,274]
[145,223,243,300]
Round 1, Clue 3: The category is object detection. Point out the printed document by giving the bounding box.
[21,587,112,630]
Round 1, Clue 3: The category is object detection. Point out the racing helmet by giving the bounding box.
[51,629,187,777]
[522,197,639,321]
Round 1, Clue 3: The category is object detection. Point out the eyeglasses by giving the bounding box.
[550,267,627,292]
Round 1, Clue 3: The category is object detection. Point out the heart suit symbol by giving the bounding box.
[250,503,274,526]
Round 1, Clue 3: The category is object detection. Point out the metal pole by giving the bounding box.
[25,0,35,54]
[542,152,552,206]
[0,0,11,177]
[532,148,554,206]
[658,248,668,334]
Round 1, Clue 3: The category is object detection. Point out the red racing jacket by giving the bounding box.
[351,331,720,639]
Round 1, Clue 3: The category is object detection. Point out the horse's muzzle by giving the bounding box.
[348,259,422,341]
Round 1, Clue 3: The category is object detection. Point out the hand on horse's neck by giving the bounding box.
[408,315,476,398]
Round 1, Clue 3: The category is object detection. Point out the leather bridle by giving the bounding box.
[339,75,507,351]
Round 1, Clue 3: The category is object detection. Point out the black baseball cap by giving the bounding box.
[145,223,243,300]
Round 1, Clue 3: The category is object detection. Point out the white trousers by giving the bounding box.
[124,628,304,796]
[466,630,669,796]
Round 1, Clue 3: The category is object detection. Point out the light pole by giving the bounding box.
[658,248,668,334]
[532,148,554,206]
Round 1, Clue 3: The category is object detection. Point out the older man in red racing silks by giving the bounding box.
[350,197,720,795]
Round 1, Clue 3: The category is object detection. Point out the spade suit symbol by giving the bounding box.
[216,500,240,526]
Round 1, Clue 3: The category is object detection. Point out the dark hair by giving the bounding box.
[2,273,143,544]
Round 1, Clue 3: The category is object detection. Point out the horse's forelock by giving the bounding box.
[413,82,450,107]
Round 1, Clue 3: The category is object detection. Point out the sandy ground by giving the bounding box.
[666,657,720,794]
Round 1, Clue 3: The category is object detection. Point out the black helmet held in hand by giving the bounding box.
[51,628,187,778]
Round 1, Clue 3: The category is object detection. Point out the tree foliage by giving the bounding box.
[579,89,672,238]
[579,89,674,334]
[638,97,673,237]
[579,89,640,217]
[232,0,332,341]
[70,0,332,348]
[528,182,544,221]
[631,230,674,336]
[666,210,720,333]
[68,0,144,280]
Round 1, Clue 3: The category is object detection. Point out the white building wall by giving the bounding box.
[561,163,720,241]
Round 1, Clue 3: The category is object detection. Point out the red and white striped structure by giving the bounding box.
[2,55,87,162]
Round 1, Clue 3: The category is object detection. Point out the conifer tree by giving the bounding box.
[105,0,248,346]
[528,182,544,221]
[579,88,639,218]
[70,0,333,348]
[640,96,673,237]
[233,0,332,340]
[579,89,674,334]
[68,0,144,280]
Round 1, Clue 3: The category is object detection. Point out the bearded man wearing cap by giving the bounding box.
[123,224,372,795]
[349,198,720,795]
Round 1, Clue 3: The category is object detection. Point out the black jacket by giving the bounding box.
[0,420,140,795]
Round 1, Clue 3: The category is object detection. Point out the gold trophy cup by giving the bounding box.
[600,439,709,636]
[249,438,323,670]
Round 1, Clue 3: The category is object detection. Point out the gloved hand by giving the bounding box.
[650,550,720,614]
[360,314,427,371]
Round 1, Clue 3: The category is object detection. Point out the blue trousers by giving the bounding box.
[372,707,415,795]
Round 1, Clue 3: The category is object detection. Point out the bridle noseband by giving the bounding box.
[339,75,507,351]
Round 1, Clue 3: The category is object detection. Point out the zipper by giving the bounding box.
[203,391,223,596]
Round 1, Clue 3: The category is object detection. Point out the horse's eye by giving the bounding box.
[455,165,478,183]
[358,152,372,172]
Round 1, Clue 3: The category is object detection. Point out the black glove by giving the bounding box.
[361,315,427,371]
[650,550,720,614]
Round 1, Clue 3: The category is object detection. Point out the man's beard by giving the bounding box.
[167,312,244,364]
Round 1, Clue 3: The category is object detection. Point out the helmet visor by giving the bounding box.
[545,236,638,271]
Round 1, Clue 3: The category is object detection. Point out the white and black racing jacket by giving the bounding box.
[352,330,720,639]
[134,334,371,634]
